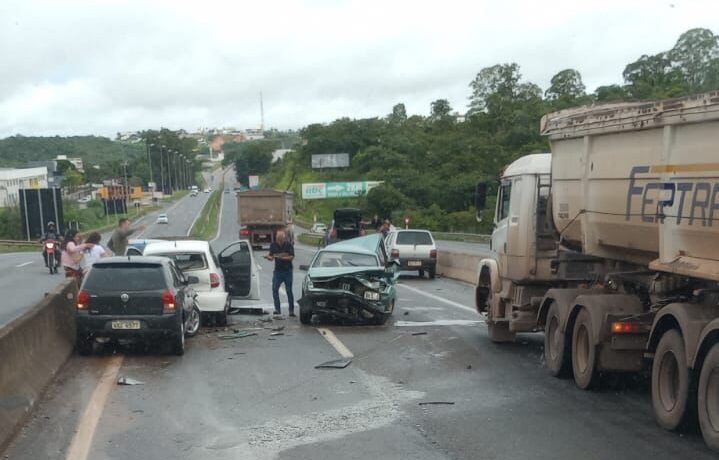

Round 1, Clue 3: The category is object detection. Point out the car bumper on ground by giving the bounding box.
[398,258,436,271]
[299,290,389,322]
[76,313,181,339]
[194,290,229,312]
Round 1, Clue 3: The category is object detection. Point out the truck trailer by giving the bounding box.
[237,190,294,249]
[474,91,719,451]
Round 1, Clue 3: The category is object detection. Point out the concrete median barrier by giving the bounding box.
[436,249,487,285]
[0,280,77,452]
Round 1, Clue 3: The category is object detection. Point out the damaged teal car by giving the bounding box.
[298,234,399,325]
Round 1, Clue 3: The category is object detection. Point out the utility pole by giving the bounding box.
[145,141,154,186]
[122,161,130,212]
[260,91,264,133]
[167,149,173,194]
[160,145,165,196]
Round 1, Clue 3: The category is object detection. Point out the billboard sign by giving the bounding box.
[302,181,383,199]
[311,153,350,169]
[248,175,260,190]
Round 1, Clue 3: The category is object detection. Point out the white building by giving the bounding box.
[0,167,49,207]
[56,155,84,172]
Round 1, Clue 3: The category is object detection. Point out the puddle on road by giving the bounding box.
[202,371,424,459]
[394,319,484,327]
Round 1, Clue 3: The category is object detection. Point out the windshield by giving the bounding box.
[312,251,378,268]
[83,263,166,291]
[152,252,207,271]
[396,231,433,245]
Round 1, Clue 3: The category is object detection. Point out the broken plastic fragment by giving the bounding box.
[314,358,352,369]
[117,377,144,385]
[218,331,257,340]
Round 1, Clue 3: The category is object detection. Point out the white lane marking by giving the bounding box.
[394,319,484,327]
[316,328,354,359]
[16,261,33,268]
[397,283,477,314]
[65,355,124,460]
[185,207,202,237]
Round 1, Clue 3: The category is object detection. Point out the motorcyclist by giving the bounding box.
[41,221,61,268]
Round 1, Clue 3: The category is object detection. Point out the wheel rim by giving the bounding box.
[658,350,680,412]
[187,308,200,334]
[548,316,560,361]
[705,366,719,432]
[576,324,590,374]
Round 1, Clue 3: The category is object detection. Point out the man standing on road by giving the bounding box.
[109,218,144,256]
[265,230,295,317]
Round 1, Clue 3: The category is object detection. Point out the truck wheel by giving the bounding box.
[698,342,719,451]
[299,307,313,325]
[545,301,570,377]
[487,321,515,343]
[572,308,598,390]
[652,329,693,431]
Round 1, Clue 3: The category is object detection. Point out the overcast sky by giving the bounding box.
[0,0,717,138]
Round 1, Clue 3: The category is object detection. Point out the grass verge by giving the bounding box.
[190,189,222,240]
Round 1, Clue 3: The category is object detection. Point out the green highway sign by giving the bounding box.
[302,181,383,199]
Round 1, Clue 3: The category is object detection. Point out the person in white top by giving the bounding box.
[81,232,110,273]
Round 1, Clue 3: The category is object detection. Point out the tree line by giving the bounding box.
[258,27,719,232]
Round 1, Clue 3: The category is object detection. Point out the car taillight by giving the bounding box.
[77,290,90,310]
[430,249,437,259]
[391,249,400,258]
[210,273,221,288]
[241,228,250,237]
[163,290,176,312]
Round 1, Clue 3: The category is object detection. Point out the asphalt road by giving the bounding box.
[4,176,718,459]
[0,173,215,328]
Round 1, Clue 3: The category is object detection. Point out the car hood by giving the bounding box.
[307,266,385,280]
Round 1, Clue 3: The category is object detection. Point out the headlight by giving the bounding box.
[364,291,380,301]
[306,278,314,289]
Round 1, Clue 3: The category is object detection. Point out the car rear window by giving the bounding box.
[84,263,167,291]
[153,252,207,271]
[396,231,433,245]
[312,251,378,268]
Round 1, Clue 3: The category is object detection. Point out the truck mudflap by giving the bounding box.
[298,290,389,324]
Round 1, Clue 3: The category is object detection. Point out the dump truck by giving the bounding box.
[474,91,719,451]
[237,190,294,249]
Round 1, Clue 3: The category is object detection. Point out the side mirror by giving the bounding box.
[475,182,487,210]
[186,275,200,285]
[299,264,309,271]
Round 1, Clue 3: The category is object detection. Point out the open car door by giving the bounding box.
[218,241,261,299]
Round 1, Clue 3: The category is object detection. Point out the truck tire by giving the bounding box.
[487,321,515,343]
[698,342,719,451]
[545,301,570,377]
[652,329,694,431]
[572,308,598,390]
[299,306,313,325]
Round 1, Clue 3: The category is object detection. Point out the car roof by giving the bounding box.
[323,234,382,255]
[93,255,172,266]
[394,229,432,234]
[143,240,211,253]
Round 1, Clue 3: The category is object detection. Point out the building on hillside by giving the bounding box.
[0,167,49,207]
[55,155,84,172]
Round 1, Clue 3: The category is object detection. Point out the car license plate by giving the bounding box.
[408,260,422,267]
[112,320,141,330]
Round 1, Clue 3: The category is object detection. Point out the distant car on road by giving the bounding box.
[143,240,261,325]
[190,190,198,197]
[157,214,169,224]
[299,234,398,325]
[310,223,327,234]
[325,208,365,245]
[203,188,211,193]
[384,229,437,278]
[75,256,201,355]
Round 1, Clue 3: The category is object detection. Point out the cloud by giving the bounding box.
[0,0,716,137]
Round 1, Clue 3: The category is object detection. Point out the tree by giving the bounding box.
[623,53,687,99]
[668,28,719,92]
[594,84,628,102]
[64,169,85,191]
[468,63,522,115]
[388,103,407,124]
[430,99,453,120]
[545,69,587,108]
[366,184,411,219]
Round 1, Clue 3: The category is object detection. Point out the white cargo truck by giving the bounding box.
[474,91,719,451]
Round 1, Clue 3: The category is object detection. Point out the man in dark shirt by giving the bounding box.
[266,230,295,317]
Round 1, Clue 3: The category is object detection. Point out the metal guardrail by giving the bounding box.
[0,239,40,246]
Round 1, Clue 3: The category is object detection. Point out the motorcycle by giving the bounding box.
[44,240,59,274]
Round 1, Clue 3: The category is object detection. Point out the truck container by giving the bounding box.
[237,190,294,248]
[474,91,719,451]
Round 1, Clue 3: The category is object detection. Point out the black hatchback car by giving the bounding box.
[75,256,200,356]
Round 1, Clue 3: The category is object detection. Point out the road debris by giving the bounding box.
[314,358,352,369]
[418,401,455,406]
[218,331,257,340]
[403,311,409,316]
[466,364,472,370]
[271,325,285,331]
[270,332,284,336]
[411,331,428,336]
[117,377,144,386]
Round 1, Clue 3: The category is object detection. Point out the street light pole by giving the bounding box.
[145,141,154,185]
[122,161,130,211]
[167,149,174,194]
[160,145,166,196]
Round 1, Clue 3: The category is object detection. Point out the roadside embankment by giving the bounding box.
[0,280,77,452]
